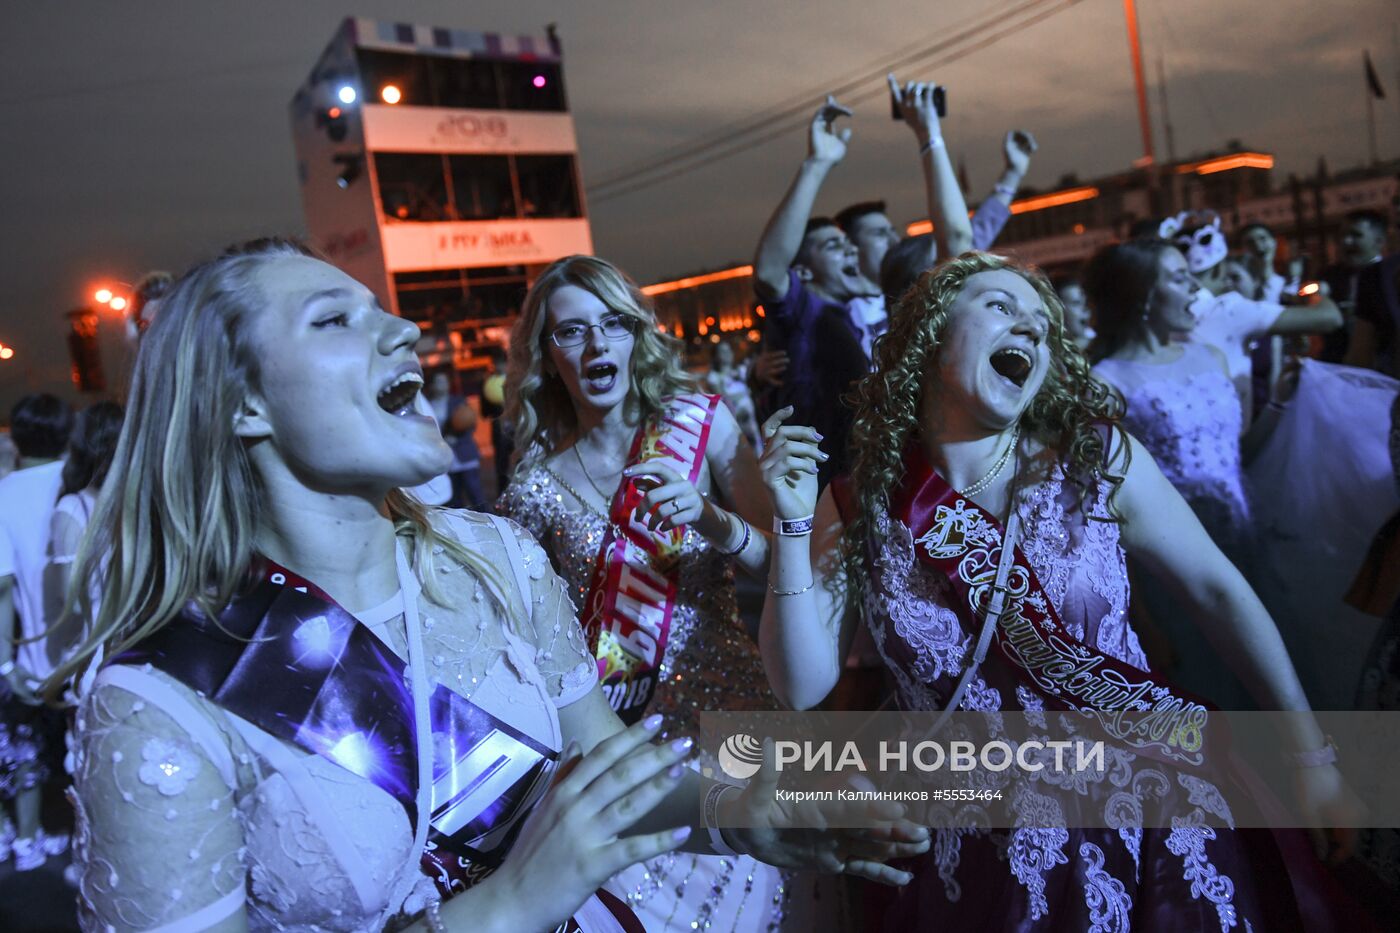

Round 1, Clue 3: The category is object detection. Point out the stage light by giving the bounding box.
[109,296,128,312]
[327,106,342,119]
[0,346,13,360]
[381,84,402,104]
[94,288,113,304]
[532,75,547,89]
[337,85,357,105]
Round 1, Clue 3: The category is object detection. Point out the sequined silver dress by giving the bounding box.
[499,466,787,933]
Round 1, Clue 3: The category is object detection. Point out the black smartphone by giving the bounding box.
[891,84,947,119]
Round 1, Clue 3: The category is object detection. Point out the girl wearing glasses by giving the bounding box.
[499,255,802,931]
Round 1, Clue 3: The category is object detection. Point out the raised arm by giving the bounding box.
[1269,293,1343,336]
[891,75,972,258]
[970,130,1037,250]
[987,130,1037,209]
[753,97,852,301]
[755,409,857,709]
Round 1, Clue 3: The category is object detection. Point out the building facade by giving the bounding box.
[290,18,592,373]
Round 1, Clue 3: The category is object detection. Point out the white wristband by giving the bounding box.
[0,660,14,677]
[704,783,742,856]
[920,136,946,156]
[774,515,814,536]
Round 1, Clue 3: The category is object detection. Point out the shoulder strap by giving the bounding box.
[931,508,1022,734]
[94,664,239,790]
[487,513,534,623]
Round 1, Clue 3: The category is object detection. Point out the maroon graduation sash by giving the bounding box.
[114,561,558,899]
[580,392,721,724]
[893,445,1216,771]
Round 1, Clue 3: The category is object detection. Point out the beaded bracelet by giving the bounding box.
[1290,736,1339,769]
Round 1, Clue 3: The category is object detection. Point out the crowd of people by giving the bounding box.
[1,75,1399,932]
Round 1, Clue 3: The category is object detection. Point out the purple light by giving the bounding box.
[532,75,547,89]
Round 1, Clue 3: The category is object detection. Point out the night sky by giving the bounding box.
[2,0,1397,412]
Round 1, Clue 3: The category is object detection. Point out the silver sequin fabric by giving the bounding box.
[498,466,778,741]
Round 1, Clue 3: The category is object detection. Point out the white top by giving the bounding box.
[1186,290,1283,418]
[0,460,65,678]
[846,294,888,360]
[70,511,600,932]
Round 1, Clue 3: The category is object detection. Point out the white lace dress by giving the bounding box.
[1094,344,1256,708]
[863,465,1297,931]
[68,511,601,932]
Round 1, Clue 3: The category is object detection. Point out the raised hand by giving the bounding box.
[486,715,694,931]
[758,407,824,520]
[1003,130,1038,177]
[888,74,942,145]
[808,95,853,165]
[723,739,931,885]
[623,460,705,533]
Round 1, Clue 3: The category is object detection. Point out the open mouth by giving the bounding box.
[989,347,1033,389]
[841,263,861,279]
[585,361,619,392]
[377,371,424,415]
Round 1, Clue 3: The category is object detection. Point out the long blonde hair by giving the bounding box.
[504,255,696,475]
[843,252,1127,607]
[45,238,511,703]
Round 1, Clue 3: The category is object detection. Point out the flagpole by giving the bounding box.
[1367,55,1379,166]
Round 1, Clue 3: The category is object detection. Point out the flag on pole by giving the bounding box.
[1365,50,1387,99]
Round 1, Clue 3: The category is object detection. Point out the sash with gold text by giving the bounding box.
[580,393,721,724]
[893,445,1216,771]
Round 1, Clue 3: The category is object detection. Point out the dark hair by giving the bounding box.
[128,271,175,335]
[60,402,124,499]
[1051,273,1083,294]
[1238,222,1273,238]
[1127,217,1163,239]
[834,201,888,234]
[879,234,936,306]
[796,216,842,267]
[1223,252,1266,300]
[1345,209,1389,235]
[9,393,74,459]
[1083,238,1175,362]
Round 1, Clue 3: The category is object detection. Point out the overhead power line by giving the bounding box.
[586,0,1026,190]
[588,0,1086,205]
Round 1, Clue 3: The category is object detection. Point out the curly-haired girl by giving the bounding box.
[756,251,1368,930]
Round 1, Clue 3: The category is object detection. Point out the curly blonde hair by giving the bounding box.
[505,255,696,474]
[842,252,1127,604]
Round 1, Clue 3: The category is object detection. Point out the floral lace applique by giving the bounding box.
[1178,772,1235,830]
[1008,788,1070,920]
[1166,823,1238,931]
[1080,840,1132,933]
[137,737,203,796]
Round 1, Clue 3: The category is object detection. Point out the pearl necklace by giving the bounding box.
[961,426,1020,498]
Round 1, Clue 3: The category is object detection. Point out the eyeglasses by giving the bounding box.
[549,314,636,349]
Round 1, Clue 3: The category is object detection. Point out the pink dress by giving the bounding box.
[862,464,1332,931]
